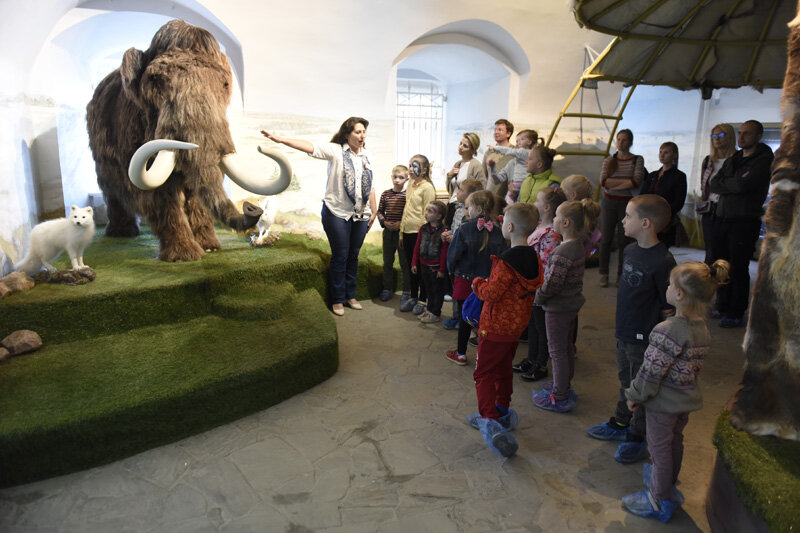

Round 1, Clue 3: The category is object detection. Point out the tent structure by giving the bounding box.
[548,0,796,155]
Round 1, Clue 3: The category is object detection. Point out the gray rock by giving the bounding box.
[0,271,34,292]
[1,330,43,356]
[0,347,10,362]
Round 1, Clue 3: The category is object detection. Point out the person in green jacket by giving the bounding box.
[518,145,562,204]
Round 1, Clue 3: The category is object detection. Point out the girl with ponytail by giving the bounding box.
[621,260,729,522]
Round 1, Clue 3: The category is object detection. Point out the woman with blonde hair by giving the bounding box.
[696,124,736,264]
[446,132,486,202]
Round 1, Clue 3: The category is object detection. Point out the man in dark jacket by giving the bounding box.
[708,120,774,328]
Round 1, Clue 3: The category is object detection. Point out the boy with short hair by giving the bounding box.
[465,202,543,457]
[585,194,676,464]
[377,165,409,301]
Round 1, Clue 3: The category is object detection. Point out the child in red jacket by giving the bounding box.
[466,202,543,457]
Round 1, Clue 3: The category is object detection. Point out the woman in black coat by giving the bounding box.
[639,142,687,248]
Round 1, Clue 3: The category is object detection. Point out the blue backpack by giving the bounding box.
[461,292,483,328]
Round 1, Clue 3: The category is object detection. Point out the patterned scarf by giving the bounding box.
[342,147,372,212]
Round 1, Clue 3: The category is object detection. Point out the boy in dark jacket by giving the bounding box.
[465,203,543,457]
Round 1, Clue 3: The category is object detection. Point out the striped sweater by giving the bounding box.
[378,189,406,227]
[600,154,644,200]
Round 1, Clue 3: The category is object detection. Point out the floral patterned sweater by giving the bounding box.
[625,316,710,414]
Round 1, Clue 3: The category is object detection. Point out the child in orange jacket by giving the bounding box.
[465,202,543,457]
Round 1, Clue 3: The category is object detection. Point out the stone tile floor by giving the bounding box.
[0,248,753,532]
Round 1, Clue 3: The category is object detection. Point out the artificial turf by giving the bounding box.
[713,411,800,531]
[0,227,391,487]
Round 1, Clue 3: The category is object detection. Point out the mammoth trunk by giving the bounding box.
[186,163,263,232]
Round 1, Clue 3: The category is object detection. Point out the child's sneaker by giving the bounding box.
[643,463,685,505]
[539,381,579,401]
[512,359,534,373]
[420,313,440,324]
[621,489,677,523]
[532,389,576,413]
[466,408,519,431]
[412,302,427,315]
[417,310,431,321]
[442,317,460,330]
[444,350,467,366]
[476,417,518,458]
[585,418,628,441]
[615,440,650,464]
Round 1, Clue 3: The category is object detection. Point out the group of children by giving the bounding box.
[375,146,731,523]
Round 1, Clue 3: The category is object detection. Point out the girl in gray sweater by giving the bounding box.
[622,259,730,523]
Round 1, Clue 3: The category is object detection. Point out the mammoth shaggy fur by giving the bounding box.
[87,20,279,261]
[729,14,800,440]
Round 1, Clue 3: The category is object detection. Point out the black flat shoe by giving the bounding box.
[520,367,548,382]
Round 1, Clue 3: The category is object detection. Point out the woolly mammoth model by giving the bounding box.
[729,12,800,440]
[87,19,291,261]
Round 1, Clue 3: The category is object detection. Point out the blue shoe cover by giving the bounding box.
[585,420,628,441]
[442,318,460,330]
[615,441,650,464]
[498,408,519,430]
[540,381,579,401]
[466,409,519,431]
[477,417,518,457]
[643,463,685,505]
[622,490,677,523]
[532,389,576,413]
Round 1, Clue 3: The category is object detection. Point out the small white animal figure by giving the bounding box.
[254,196,279,245]
[15,205,95,274]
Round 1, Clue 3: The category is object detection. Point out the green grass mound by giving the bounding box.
[0,228,390,487]
[713,411,800,531]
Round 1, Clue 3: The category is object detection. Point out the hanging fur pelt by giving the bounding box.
[729,9,800,440]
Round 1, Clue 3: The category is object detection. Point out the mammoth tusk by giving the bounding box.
[219,145,292,196]
[128,139,199,190]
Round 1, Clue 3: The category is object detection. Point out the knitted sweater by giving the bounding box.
[625,316,710,413]
[534,238,586,313]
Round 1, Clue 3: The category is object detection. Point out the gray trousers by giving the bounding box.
[646,410,690,500]
[614,341,647,440]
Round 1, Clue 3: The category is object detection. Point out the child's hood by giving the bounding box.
[494,246,542,289]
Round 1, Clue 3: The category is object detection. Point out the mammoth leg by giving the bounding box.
[184,191,221,252]
[148,187,204,262]
[104,194,140,237]
[97,159,139,237]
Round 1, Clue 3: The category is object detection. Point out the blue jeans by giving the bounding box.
[321,204,369,305]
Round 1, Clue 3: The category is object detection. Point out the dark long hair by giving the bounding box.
[331,116,369,145]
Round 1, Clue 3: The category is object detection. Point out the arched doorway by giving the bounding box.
[392,20,530,186]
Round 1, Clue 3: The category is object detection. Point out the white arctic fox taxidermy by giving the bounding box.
[254,196,279,244]
[15,205,95,274]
